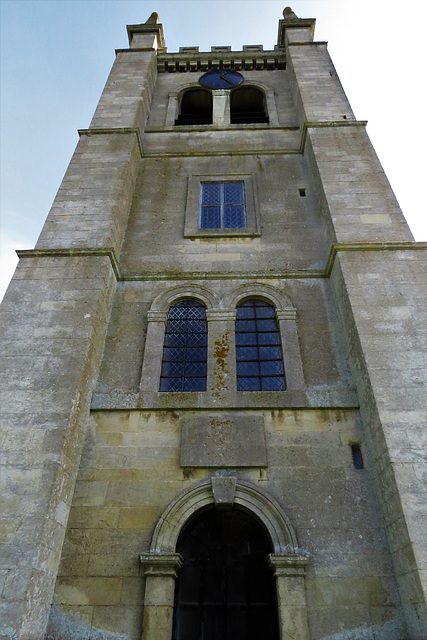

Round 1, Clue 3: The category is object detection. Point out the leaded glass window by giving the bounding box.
[199,182,246,229]
[160,300,207,392]
[236,299,286,391]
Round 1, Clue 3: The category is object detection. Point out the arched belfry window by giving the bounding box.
[159,300,207,392]
[230,87,269,124]
[172,507,279,640]
[236,298,286,391]
[175,89,213,125]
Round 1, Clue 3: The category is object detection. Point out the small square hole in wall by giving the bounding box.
[299,188,306,197]
[351,443,364,470]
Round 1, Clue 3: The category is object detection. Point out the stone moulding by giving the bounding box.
[147,477,300,554]
[325,241,427,278]
[15,247,121,282]
[17,244,425,290]
[139,479,310,640]
[78,127,144,158]
[139,553,183,578]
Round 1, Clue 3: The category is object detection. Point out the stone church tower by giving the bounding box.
[0,8,425,640]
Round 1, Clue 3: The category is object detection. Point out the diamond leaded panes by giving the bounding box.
[200,182,246,229]
[160,300,207,392]
[236,299,286,391]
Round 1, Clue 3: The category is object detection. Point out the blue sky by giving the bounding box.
[1,0,426,299]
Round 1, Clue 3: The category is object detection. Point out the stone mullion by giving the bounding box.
[206,310,237,400]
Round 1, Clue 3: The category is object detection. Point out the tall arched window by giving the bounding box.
[172,507,279,640]
[175,89,213,125]
[159,300,207,392]
[230,87,269,124]
[235,298,286,391]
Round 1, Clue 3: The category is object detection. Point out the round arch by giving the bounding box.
[149,478,298,554]
[150,284,219,313]
[225,282,295,312]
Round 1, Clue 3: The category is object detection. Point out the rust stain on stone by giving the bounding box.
[212,332,230,398]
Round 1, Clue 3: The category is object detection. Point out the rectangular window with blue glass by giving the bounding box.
[199,182,246,229]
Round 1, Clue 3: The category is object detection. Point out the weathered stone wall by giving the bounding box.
[0,33,158,640]
[1,10,425,640]
[47,408,404,640]
[0,255,116,638]
[330,248,427,637]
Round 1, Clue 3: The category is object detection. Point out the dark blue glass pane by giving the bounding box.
[235,332,257,346]
[258,332,281,345]
[183,377,207,392]
[236,320,256,332]
[186,333,207,347]
[260,360,284,376]
[167,319,190,333]
[185,347,208,361]
[162,347,185,362]
[185,320,207,334]
[259,346,282,361]
[200,206,221,228]
[236,346,258,361]
[160,377,182,392]
[164,333,187,347]
[224,182,244,204]
[223,205,245,229]
[184,362,207,377]
[237,377,261,391]
[237,361,260,376]
[236,306,255,319]
[185,306,206,319]
[261,377,286,391]
[256,319,278,332]
[255,306,276,318]
[201,183,221,205]
[161,361,185,377]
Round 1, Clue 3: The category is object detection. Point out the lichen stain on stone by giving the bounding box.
[318,615,404,640]
[212,332,230,398]
[209,417,233,459]
[45,603,130,640]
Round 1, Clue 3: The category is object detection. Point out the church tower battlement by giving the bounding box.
[0,8,426,640]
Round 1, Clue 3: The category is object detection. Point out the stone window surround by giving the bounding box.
[184,173,260,238]
[139,478,310,640]
[165,81,279,129]
[139,283,305,398]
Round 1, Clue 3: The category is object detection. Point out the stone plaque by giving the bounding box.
[180,414,267,467]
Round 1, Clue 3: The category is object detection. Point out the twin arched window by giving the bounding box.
[175,87,268,126]
[159,298,285,392]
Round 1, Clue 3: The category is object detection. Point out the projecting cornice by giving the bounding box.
[155,49,286,73]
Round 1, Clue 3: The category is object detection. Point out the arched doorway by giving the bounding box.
[140,479,310,640]
[172,507,279,640]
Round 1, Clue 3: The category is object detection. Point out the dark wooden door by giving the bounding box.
[172,508,279,640]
